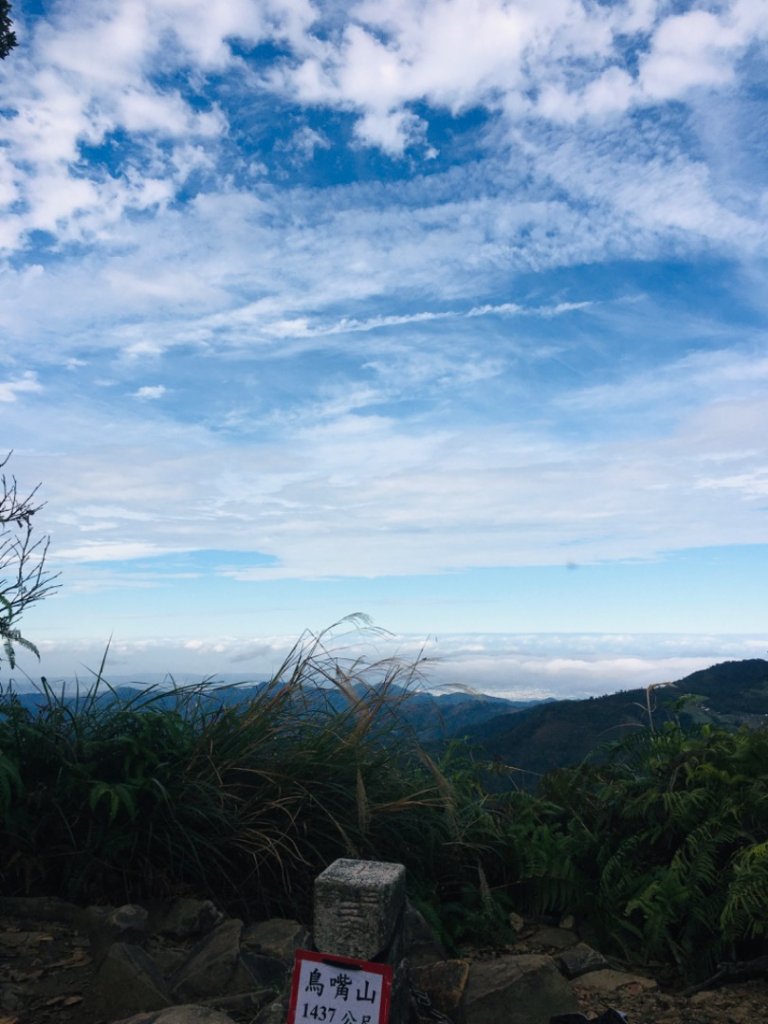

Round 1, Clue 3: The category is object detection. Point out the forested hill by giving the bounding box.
[455,658,768,782]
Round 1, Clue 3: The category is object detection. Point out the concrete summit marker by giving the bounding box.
[291,858,408,1024]
[313,858,406,961]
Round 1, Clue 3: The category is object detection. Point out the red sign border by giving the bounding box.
[287,948,393,1024]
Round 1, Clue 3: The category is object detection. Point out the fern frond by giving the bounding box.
[721,842,768,940]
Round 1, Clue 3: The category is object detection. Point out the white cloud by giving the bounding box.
[435,631,768,696]
[24,173,101,233]
[271,0,768,152]
[276,125,332,162]
[0,371,43,402]
[117,88,217,136]
[639,10,739,102]
[1,173,739,364]
[0,151,19,206]
[0,0,763,259]
[17,357,764,586]
[0,0,254,247]
[25,629,768,699]
[354,108,426,155]
[55,541,174,561]
[133,384,167,399]
[696,469,768,499]
[560,345,768,418]
[261,298,593,339]
[537,66,636,123]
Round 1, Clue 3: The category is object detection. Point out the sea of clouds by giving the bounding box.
[20,630,766,701]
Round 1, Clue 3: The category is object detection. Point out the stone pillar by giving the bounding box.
[314,858,407,1024]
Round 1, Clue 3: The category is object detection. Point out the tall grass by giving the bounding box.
[0,616,497,927]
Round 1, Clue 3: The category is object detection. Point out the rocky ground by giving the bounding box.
[1,898,766,1024]
[573,976,768,1024]
[0,898,284,1024]
[0,907,93,1024]
[475,927,768,1024]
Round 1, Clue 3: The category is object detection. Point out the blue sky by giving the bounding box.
[1,0,767,697]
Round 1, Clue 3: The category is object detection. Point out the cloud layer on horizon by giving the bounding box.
[22,628,768,701]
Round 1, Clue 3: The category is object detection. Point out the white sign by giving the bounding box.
[288,949,392,1024]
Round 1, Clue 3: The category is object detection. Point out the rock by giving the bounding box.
[202,989,277,1014]
[403,902,448,967]
[464,954,580,1024]
[111,904,150,931]
[112,1006,238,1024]
[84,941,173,1018]
[689,990,718,1005]
[159,899,225,939]
[410,958,470,1022]
[86,903,150,960]
[0,896,86,926]
[0,983,25,1012]
[0,928,57,948]
[508,912,526,934]
[242,917,309,961]
[253,995,289,1024]
[557,942,611,979]
[526,925,579,950]
[170,919,244,1000]
[236,950,288,990]
[573,968,658,995]
[219,948,287,1002]
[149,942,190,976]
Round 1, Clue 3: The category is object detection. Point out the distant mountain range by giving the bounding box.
[5,659,767,785]
[0,677,545,745]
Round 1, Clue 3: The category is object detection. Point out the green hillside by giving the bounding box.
[456,658,768,782]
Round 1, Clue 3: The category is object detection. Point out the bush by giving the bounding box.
[525,723,768,979]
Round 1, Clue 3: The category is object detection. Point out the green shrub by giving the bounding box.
[529,723,768,979]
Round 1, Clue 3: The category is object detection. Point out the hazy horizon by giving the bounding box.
[6,625,763,702]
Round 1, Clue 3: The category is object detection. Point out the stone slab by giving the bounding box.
[171,919,243,1000]
[557,942,611,979]
[464,954,579,1024]
[113,1007,237,1024]
[85,941,172,1018]
[573,968,658,995]
[410,958,470,1022]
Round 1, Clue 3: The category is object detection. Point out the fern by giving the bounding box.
[722,842,768,941]
[530,723,768,979]
[0,745,21,812]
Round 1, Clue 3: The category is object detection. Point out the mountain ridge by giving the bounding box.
[452,657,768,782]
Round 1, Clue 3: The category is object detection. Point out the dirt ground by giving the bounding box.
[0,907,95,1024]
[572,972,768,1024]
[2,906,767,1024]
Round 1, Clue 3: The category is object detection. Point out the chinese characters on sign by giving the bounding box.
[287,949,393,1024]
